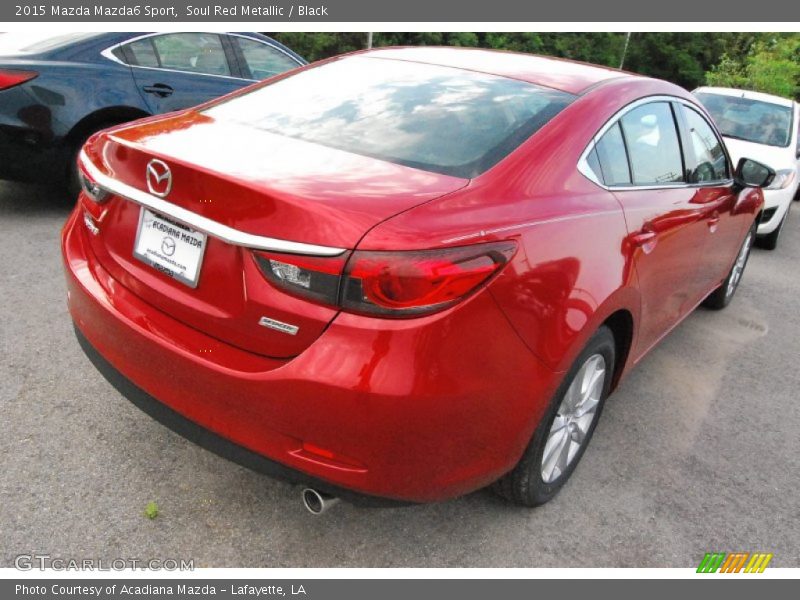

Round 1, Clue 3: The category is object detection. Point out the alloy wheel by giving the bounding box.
[541,353,606,483]
[726,229,754,299]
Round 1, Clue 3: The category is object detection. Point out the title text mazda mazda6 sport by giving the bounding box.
[62,48,773,510]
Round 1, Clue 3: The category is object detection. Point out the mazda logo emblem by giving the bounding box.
[146,159,172,198]
[161,236,176,256]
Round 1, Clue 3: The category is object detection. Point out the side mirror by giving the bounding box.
[734,157,776,189]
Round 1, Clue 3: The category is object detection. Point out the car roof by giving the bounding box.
[694,86,797,108]
[361,47,636,95]
[0,32,107,56]
[0,32,304,64]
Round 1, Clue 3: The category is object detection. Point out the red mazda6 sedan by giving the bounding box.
[62,47,773,509]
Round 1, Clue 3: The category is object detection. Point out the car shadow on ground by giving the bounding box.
[0,180,75,217]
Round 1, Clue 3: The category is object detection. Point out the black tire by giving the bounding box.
[65,122,117,199]
[755,208,787,251]
[703,221,756,310]
[492,326,616,507]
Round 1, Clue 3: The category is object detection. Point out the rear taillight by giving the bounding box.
[254,252,350,307]
[342,242,517,316]
[255,241,517,318]
[0,69,38,90]
[77,155,110,203]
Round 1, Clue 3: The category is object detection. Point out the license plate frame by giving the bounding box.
[133,207,207,288]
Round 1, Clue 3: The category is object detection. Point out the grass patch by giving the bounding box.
[144,501,159,520]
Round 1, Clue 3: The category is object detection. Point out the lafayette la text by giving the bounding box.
[17,585,308,596]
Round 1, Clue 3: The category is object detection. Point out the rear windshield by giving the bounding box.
[203,56,575,178]
[0,32,99,55]
[695,92,794,148]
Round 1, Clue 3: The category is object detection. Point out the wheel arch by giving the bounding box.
[61,106,151,189]
[601,309,635,391]
[64,105,151,148]
[548,282,640,378]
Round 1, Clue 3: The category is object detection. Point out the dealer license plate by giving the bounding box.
[133,208,207,288]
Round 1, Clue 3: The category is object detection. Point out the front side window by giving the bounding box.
[695,92,793,148]
[203,56,575,178]
[152,33,230,76]
[619,103,684,185]
[236,37,299,79]
[683,106,729,183]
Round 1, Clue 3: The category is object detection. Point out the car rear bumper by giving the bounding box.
[71,324,407,508]
[62,206,560,503]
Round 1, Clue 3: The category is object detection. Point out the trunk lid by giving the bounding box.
[84,110,467,358]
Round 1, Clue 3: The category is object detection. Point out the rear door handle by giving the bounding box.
[707,211,721,233]
[630,228,657,254]
[142,83,174,98]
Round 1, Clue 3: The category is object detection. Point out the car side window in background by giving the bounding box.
[683,106,728,183]
[796,113,800,156]
[110,46,128,64]
[619,102,684,185]
[594,122,631,185]
[125,38,159,68]
[152,33,231,77]
[236,37,299,80]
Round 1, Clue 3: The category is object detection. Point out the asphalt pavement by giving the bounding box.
[1,179,798,568]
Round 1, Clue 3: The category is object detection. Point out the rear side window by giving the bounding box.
[110,46,127,63]
[619,102,684,185]
[594,122,631,185]
[585,147,603,182]
[236,37,299,79]
[153,33,231,76]
[682,106,729,183]
[125,39,159,68]
[203,56,575,178]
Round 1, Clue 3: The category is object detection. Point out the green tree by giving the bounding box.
[707,35,800,99]
[619,33,735,90]
[265,32,368,62]
[264,32,792,95]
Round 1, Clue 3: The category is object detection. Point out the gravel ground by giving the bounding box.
[1,180,798,568]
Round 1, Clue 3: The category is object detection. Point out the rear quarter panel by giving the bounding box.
[0,59,146,181]
[363,167,637,376]
[1,59,147,140]
[359,79,696,376]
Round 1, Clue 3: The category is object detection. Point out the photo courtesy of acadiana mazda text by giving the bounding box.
[61,47,775,512]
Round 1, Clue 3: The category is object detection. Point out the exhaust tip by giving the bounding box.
[302,488,338,515]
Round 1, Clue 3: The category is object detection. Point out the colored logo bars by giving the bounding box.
[697,552,773,573]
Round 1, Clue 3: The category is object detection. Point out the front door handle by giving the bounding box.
[142,83,174,98]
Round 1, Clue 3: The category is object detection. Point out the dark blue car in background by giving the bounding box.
[0,32,306,194]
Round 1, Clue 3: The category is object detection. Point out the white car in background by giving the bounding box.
[694,86,800,250]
